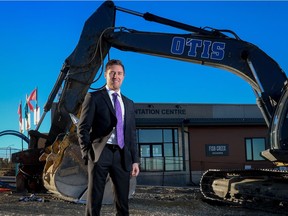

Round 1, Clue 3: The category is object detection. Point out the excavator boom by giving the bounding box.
[12,0,116,200]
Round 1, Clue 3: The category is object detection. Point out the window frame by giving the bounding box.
[136,128,182,171]
[245,137,266,161]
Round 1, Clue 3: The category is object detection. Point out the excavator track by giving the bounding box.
[200,169,288,214]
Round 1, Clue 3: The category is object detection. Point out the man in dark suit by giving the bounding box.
[77,59,140,216]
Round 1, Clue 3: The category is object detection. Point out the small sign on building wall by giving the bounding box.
[205,144,229,156]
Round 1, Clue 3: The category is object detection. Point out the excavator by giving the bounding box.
[11,0,288,210]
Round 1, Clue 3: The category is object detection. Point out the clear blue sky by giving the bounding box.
[1,1,288,152]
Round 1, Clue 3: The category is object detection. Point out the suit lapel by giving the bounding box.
[121,95,129,128]
[100,88,115,115]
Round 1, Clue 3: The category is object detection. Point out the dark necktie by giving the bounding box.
[113,93,124,149]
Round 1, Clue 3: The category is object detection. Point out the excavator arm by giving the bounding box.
[106,29,285,115]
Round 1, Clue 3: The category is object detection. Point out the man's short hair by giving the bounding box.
[105,59,125,73]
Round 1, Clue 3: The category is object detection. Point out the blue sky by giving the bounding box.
[1,1,288,153]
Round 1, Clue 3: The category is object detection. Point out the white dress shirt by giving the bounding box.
[105,85,125,145]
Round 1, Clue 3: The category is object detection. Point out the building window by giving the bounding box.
[245,138,266,161]
[137,128,183,171]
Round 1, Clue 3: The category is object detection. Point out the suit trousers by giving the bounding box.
[86,144,130,216]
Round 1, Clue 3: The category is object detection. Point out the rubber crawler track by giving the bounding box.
[200,169,288,214]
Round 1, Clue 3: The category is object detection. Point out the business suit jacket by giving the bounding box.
[77,88,139,171]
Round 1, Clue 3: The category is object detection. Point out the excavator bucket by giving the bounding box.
[41,132,136,203]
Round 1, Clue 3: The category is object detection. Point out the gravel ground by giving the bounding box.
[0,185,286,216]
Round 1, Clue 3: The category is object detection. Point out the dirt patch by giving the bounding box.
[0,186,285,216]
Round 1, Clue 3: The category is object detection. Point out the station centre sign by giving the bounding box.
[134,103,212,119]
[136,107,186,115]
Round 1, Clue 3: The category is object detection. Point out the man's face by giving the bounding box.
[105,64,125,91]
